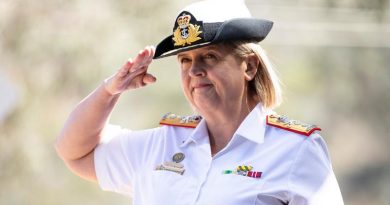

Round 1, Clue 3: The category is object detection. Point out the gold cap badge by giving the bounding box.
[172,12,203,47]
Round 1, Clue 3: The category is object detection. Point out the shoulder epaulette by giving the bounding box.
[266,114,321,136]
[159,113,202,128]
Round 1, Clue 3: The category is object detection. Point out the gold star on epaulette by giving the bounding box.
[266,114,321,136]
[160,113,202,128]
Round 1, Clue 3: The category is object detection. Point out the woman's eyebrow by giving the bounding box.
[177,53,187,59]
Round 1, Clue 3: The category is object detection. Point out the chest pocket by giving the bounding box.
[142,170,197,205]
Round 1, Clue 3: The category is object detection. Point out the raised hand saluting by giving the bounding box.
[104,46,156,95]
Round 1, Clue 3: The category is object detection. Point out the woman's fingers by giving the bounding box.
[143,73,157,84]
[117,59,133,78]
[149,46,156,59]
[105,46,156,94]
[129,46,155,73]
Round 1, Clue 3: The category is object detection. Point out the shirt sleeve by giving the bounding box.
[94,124,164,197]
[287,133,344,205]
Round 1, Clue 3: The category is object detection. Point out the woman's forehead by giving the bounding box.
[177,44,229,57]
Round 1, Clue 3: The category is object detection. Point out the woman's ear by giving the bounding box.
[244,54,259,81]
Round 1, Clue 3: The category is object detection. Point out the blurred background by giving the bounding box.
[1,0,389,204]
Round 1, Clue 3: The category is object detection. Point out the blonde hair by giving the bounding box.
[223,41,282,109]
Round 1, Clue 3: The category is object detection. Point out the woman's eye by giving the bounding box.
[180,57,191,64]
[204,54,216,59]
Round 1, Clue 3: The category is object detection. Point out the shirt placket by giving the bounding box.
[182,134,213,205]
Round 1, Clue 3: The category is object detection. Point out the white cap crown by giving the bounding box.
[181,0,251,23]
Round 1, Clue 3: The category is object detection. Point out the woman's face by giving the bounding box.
[177,44,251,114]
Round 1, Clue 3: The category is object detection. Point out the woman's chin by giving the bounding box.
[192,97,219,113]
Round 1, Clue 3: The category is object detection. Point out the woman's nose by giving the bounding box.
[189,60,206,77]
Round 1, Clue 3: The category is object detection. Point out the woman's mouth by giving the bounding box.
[192,83,213,92]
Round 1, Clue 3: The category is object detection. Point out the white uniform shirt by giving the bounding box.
[95,104,344,204]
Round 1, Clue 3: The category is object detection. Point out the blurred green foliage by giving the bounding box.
[1,0,389,204]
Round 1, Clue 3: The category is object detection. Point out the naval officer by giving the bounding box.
[55,0,344,204]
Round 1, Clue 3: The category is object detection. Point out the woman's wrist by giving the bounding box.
[102,78,120,97]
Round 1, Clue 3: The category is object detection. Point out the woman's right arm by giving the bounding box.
[55,46,156,182]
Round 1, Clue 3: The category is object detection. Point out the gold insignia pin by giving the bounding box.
[172,13,202,46]
[172,152,185,163]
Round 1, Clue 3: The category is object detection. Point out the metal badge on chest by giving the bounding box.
[155,152,186,175]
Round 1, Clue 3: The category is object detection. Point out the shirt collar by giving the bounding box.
[234,103,268,144]
[180,118,209,147]
[180,103,269,147]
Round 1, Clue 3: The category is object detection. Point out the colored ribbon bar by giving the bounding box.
[223,170,236,174]
[222,169,262,179]
[246,171,262,178]
[236,165,253,172]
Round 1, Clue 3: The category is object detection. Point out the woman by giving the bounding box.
[55,0,343,204]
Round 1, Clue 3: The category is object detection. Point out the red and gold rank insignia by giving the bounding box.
[159,113,202,128]
[266,114,321,136]
[172,12,203,47]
